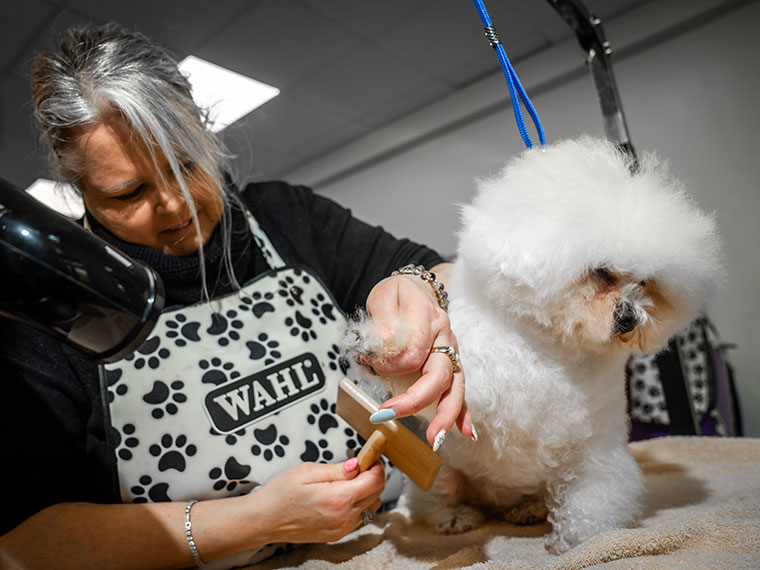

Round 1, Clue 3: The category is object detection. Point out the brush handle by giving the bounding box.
[336,378,441,490]
[356,430,387,472]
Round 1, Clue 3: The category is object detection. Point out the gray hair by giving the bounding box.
[31,22,238,298]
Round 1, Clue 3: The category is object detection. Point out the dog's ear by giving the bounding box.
[498,257,541,290]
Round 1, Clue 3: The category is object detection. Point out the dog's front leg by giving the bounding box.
[544,444,643,553]
[405,463,485,534]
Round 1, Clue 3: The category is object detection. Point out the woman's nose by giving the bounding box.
[154,183,186,215]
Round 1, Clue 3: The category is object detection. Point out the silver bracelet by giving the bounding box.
[391,264,449,312]
[184,499,204,567]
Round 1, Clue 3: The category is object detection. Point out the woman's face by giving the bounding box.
[75,117,222,257]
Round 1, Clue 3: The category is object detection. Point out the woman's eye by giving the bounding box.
[115,185,145,201]
[179,160,195,173]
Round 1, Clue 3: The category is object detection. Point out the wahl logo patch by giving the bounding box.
[204,353,325,433]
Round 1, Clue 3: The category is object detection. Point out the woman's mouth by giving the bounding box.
[161,217,195,240]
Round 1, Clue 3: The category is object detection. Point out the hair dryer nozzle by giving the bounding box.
[0,177,164,363]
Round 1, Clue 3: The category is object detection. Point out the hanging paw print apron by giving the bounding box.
[101,210,393,568]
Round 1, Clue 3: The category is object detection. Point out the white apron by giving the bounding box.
[100,211,389,568]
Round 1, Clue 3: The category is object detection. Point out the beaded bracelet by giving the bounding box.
[184,499,204,567]
[391,264,449,312]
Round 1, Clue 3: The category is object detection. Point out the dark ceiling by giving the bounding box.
[1,0,649,189]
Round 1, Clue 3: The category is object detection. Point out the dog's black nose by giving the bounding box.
[613,302,638,335]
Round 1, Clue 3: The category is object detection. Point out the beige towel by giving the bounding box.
[250,437,760,570]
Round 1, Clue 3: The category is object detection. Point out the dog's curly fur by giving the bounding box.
[346,136,722,553]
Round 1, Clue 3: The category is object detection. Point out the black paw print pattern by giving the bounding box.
[326,344,350,374]
[124,336,171,370]
[208,425,249,446]
[678,330,709,415]
[209,457,257,493]
[309,292,338,325]
[284,311,317,342]
[112,423,140,461]
[165,313,202,347]
[130,475,171,503]
[142,380,188,418]
[149,434,197,472]
[253,235,277,267]
[282,270,337,323]
[251,424,290,461]
[307,399,339,434]
[343,426,364,457]
[105,368,126,402]
[277,275,305,307]
[199,358,240,386]
[300,398,341,462]
[300,439,334,463]
[246,333,281,365]
[627,355,669,424]
[238,291,276,319]
[207,310,245,346]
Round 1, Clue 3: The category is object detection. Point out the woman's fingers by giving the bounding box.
[456,401,474,440]
[378,351,450,416]
[365,279,438,376]
[298,457,359,484]
[377,327,468,445]
[353,489,383,515]
[423,366,466,444]
[257,460,386,544]
[303,458,384,488]
[353,500,383,528]
[362,265,473,444]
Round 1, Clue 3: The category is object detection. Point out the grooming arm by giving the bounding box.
[545,0,637,164]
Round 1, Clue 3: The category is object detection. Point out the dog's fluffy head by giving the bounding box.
[456,136,722,353]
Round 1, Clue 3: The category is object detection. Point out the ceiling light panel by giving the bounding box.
[178,55,280,132]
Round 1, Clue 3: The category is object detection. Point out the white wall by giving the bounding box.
[284,0,760,436]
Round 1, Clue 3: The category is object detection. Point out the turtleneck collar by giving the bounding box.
[85,197,258,307]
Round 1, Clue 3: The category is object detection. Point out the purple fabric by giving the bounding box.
[699,416,719,436]
[629,421,672,442]
[629,414,719,442]
[712,347,739,436]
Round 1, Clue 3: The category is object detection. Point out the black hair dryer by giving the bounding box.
[0,177,164,363]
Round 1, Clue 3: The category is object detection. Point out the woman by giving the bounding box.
[0,23,473,569]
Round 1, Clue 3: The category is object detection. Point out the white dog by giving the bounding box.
[346,136,722,553]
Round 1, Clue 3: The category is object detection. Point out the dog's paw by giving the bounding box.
[502,499,548,525]
[543,513,593,554]
[544,528,575,554]
[432,504,485,534]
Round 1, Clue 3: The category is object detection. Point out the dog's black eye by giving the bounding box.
[639,280,647,287]
[593,267,615,283]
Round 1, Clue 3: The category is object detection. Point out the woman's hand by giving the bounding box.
[252,458,385,545]
[0,459,385,569]
[364,263,474,446]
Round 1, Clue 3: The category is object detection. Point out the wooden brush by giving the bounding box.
[336,378,441,491]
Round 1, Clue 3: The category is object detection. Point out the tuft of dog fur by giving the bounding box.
[342,311,424,407]
[344,136,722,553]
[342,310,410,365]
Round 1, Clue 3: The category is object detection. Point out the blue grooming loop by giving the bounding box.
[472,0,637,167]
[471,0,546,149]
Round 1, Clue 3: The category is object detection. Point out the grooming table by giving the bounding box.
[247,437,760,570]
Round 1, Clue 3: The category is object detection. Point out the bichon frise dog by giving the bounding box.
[346,136,722,553]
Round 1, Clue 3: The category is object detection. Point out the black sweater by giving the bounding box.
[0,181,444,534]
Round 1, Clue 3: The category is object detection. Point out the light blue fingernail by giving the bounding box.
[369,409,396,424]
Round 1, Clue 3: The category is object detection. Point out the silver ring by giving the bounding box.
[362,508,374,525]
[431,345,461,373]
